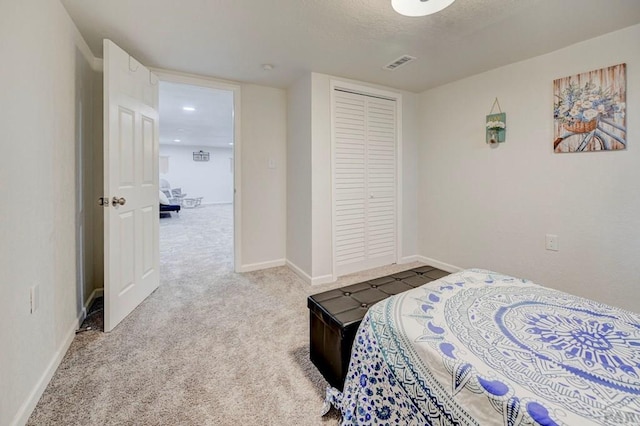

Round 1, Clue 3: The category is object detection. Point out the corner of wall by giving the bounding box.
[286,74,313,274]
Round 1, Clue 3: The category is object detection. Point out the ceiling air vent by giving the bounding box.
[384,55,416,71]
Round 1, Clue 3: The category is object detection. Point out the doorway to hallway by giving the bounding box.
[158,80,236,275]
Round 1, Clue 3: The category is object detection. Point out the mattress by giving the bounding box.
[326,269,640,425]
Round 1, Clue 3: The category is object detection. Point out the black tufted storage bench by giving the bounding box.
[307,265,449,390]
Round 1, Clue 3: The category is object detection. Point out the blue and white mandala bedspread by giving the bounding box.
[327,269,640,425]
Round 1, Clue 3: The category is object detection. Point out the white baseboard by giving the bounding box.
[287,255,461,287]
[415,256,463,273]
[11,312,82,426]
[201,201,232,206]
[236,258,286,273]
[399,255,422,264]
[285,260,335,286]
[285,260,312,284]
[311,274,335,286]
[13,287,106,425]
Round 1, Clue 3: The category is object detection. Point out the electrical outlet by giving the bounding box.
[545,234,559,251]
[30,284,40,314]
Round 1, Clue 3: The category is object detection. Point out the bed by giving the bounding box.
[159,190,181,216]
[159,203,181,215]
[325,269,640,425]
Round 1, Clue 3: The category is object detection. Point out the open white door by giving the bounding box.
[103,39,159,332]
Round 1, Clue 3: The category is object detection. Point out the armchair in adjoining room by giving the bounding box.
[170,187,187,204]
[160,178,188,203]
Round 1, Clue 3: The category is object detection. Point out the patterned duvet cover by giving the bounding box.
[326,269,640,425]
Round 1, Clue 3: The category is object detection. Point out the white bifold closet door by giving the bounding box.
[333,89,397,276]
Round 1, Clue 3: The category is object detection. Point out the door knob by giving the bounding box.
[112,196,126,207]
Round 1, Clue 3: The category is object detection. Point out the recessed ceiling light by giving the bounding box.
[173,139,181,142]
[182,106,196,112]
[228,143,234,146]
[392,0,455,17]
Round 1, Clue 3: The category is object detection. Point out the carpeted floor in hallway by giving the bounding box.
[27,203,424,425]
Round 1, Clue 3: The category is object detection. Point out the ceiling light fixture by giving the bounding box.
[392,0,455,17]
[173,139,181,142]
[182,106,196,111]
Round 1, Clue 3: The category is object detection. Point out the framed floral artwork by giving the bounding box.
[553,63,626,153]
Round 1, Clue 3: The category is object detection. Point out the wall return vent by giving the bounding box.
[384,55,416,70]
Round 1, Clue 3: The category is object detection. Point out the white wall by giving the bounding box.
[417,24,640,312]
[87,70,104,294]
[78,45,103,311]
[399,91,419,262]
[0,1,98,424]
[240,84,287,269]
[286,74,313,275]
[160,145,233,204]
[310,73,334,280]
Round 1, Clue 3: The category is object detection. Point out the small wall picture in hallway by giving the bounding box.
[553,63,626,153]
[193,150,210,161]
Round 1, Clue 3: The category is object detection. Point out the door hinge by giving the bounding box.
[98,196,110,207]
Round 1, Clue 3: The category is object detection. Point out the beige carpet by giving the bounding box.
[28,204,425,425]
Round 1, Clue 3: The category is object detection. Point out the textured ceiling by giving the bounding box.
[61,0,640,92]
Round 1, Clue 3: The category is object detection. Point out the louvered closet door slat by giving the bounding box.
[334,91,366,268]
[366,97,396,261]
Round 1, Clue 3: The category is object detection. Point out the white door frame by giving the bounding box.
[150,69,242,272]
[329,79,403,281]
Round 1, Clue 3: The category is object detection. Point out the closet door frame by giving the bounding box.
[330,80,403,280]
